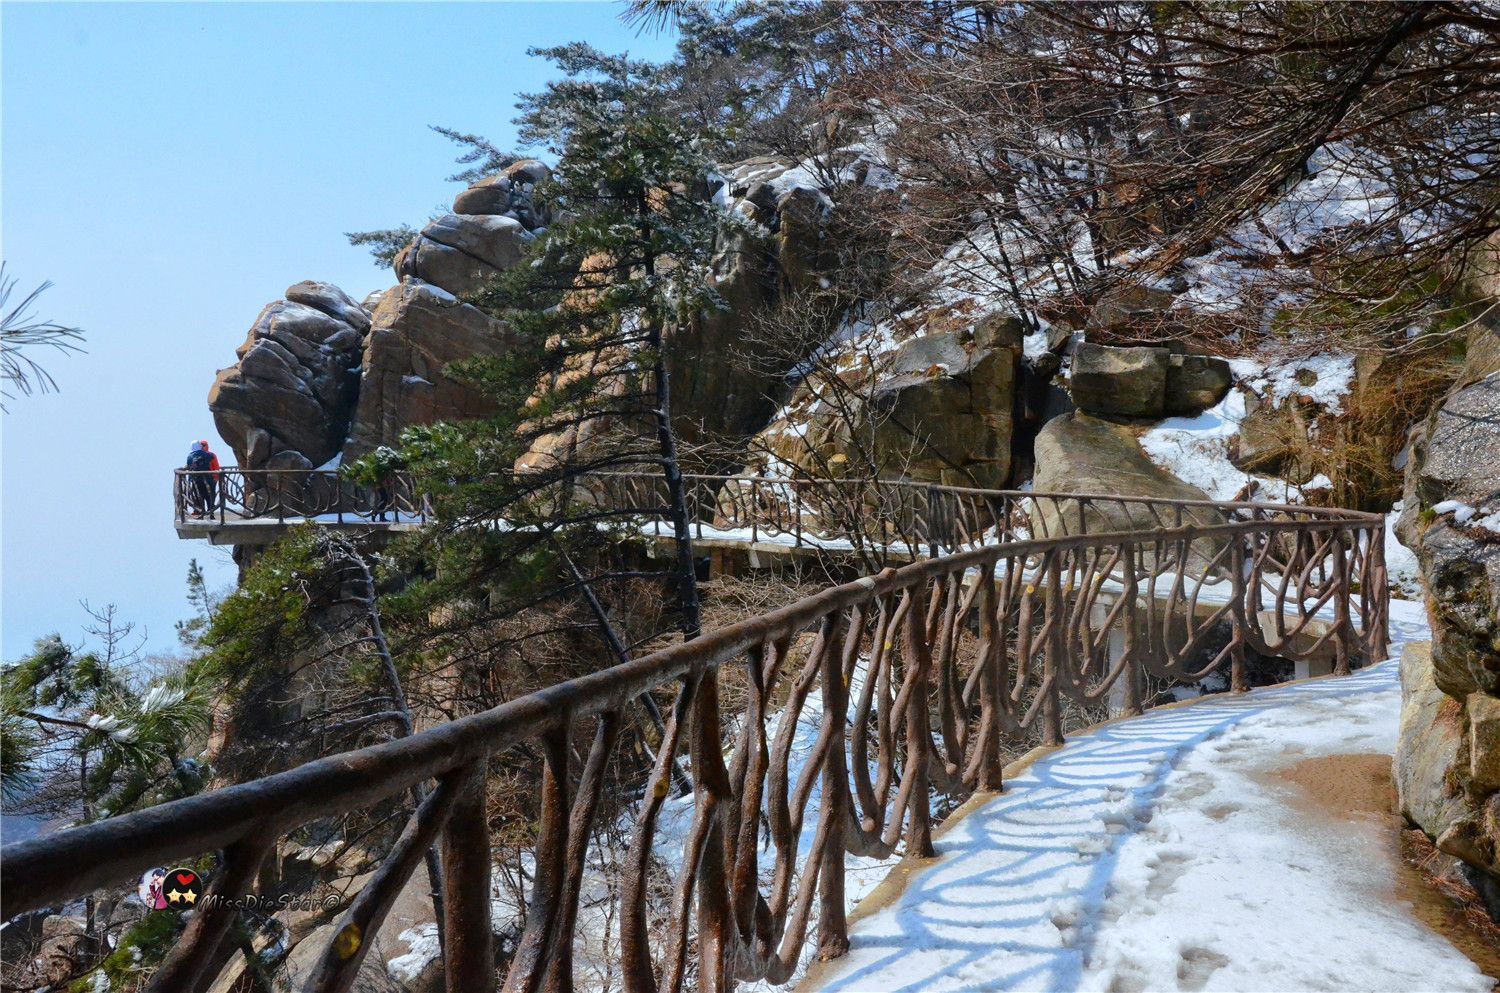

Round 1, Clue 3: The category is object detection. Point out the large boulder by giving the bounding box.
[394,159,551,297]
[1403,370,1500,697]
[867,326,1020,489]
[1031,412,1225,539]
[1165,353,1233,414]
[1086,282,1179,338]
[1231,392,1315,482]
[1396,642,1471,839]
[394,214,535,297]
[1070,342,1231,420]
[342,281,515,461]
[531,155,851,471]
[209,281,369,469]
[451,158,550,223]
[667,222,783,456]
[1070,343,1170,419]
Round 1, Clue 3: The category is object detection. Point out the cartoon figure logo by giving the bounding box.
[137,868,169,911]
[160,867,204,909]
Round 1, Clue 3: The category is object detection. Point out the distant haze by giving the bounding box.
[0,2,676,659]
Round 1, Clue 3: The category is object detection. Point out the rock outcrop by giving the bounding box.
[210,163,552,469]
[1396,642,1470,840]
[1070,343,1170,419]
[1232,392,1316,482]
[761,314,1024,488]
[527,156,850,470]
[209,281,369,469]
[395,159,550,296]
[342,281,513,460]
[1031,412,1225,538]
[866,321,1020,488]
[210,155,851,479]
[1395,324,1500,904]
[666,163,788,455]
[1069,342,1232,421]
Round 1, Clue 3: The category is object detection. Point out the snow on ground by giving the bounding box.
[386,924,440,985]
[1243,353,1357,415]
[808,599,1493,993]
[1137,355,1356,505]
[1136,390,1317,505]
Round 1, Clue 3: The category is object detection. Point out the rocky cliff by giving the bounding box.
[208,156,867,475]
[210,158,553,472]
[1395,317,1500,908]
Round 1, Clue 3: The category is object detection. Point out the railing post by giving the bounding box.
[691,666,734,993]
[976,569,1005,790]
[502,727,569,993]
[1368,523,1391,661]
[817,613,851,960]
[1229,534,1249,692]
[1122,541,1144,716]
[1042,550,1065,747]
[901,582,937,858]
[794,484,803,548]
[442,762,495,993]
[1332,528,1351,677]
[927,484,940,558]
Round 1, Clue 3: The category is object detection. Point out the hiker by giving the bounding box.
[184,440,220,518]
[371,477,393,522]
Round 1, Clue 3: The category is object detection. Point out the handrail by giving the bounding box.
[174,466,1378,542]
[174,467,428,526]
[11,482,1389,992]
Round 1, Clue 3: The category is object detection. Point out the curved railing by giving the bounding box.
[70,474,1391,993]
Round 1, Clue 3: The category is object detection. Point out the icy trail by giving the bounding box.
[808,599,1493,993]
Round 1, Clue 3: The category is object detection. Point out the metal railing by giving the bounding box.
[14,476,1387,993]
[174,468,428,525]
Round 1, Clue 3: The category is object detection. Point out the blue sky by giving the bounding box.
[1,2,677,660]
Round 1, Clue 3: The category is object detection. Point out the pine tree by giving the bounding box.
[394,42,746,641]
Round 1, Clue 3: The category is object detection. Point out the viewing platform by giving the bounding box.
[173,467,427,545]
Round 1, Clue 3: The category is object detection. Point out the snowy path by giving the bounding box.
[807,599,1493,993]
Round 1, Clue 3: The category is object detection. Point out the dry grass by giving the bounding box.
[1401,827,1500,987]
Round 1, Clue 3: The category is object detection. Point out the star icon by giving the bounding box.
[166,888,186,905]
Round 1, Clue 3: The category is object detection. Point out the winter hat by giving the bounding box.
[198,440,209,450]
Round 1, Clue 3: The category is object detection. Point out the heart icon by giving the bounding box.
[176,873,194,885]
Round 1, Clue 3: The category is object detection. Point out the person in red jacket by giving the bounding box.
[184,440,221,517]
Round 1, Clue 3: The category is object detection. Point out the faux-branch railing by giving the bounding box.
[70,476,1386,993]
